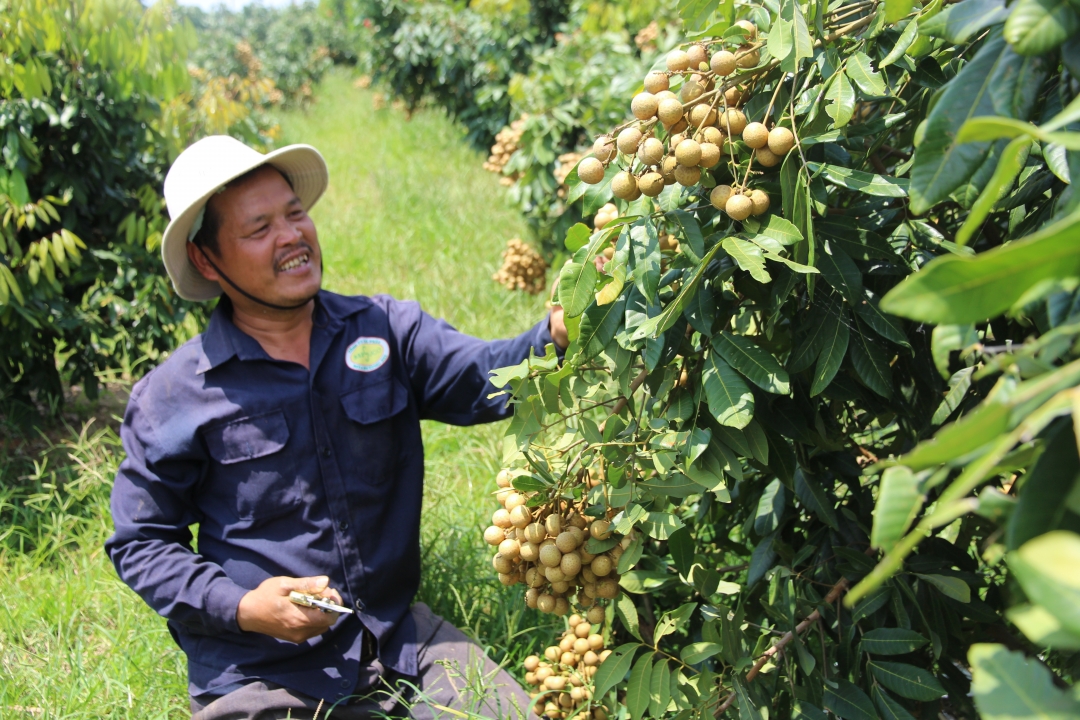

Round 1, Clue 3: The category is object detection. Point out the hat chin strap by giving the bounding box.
[197,245,317,312]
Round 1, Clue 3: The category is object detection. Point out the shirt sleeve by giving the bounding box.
[105,381,249,636]
[389,299,561,425]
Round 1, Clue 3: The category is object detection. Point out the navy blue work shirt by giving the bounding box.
[106,290,556,701]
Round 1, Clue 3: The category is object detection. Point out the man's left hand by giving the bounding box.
[549,306,568,350]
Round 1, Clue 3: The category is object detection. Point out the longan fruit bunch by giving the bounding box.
[483,470,629,615]
[593,203,618,231]
[493,238,547,294]
[555,152,585,198]
[709,184,772,220]
[484,116,529,186]
[524,614,612,719]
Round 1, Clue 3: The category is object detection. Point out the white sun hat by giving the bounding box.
[161,135,329,301]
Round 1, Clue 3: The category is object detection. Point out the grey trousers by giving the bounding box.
[190,604,532,720]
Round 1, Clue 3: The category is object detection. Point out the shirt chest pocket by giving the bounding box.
[202,410,301,521]
[339,377,408,486]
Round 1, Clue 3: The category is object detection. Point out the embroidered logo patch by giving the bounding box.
[345,337,389,372]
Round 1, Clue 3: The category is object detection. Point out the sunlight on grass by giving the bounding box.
[1,69,558,716]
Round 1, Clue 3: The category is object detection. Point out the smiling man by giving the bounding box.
[106,136,567,719]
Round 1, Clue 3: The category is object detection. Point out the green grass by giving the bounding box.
[0,69,558,718]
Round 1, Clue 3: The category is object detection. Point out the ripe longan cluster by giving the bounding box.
[593,202,618,231]
[524,614,612,719]
[575,22,797,222]
[555,152,585,198]
[493,238,547,294]
[484,117,528,186]
[484,470,628,616]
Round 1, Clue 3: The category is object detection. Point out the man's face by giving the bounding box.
[192,166,322,308]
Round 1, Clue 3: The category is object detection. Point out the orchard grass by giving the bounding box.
[0,69,557,717]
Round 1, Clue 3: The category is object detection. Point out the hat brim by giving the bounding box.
[161,144,329,302]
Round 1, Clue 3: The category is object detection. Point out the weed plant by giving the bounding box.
[1,69,559,716]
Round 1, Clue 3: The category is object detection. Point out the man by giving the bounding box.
[106,135,567,718]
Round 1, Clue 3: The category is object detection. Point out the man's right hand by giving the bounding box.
[236,575,344,643]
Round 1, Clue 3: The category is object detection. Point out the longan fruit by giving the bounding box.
[495,487,512,505]
[631,92,659,121]
[742,122,769,149]
[545,566,566,584]
[570,686,587,702]
[660,155,678,184]
[525,588,540,609]
[540,654,557,671]
[644,71,669,94]
[597,578,620,599]
[657,97,684,126]
[544,514,562,537]
[582,582,598,598]
[525,567,545,587]
[554,597,570,616]
[561,551,583,576]
[768,126,795,155]
[655,89,678,103]
[638,171,665,197]
[669,117,689,134]
[594,707,608,720]
[675,138,702,167]
[573,638,591,655]
[637,137,665,166]
[525,655,540,672]
[724,86,743,107]
[577,157,606,185]
[750,188,771,216]
[496,469,513,487]
[550,580,570,593]
[588,633,604,651]
[484,525,504,546]
[540,544,563,567]
[722,108,747,135]
[666,49,691,71]
[556,531,579,553]
[498,571,519,586]
[568,613,583,627]
[510,504,532,528]
[689,104,717,128]
[702,126,724,145]
[602,246,615,260]
[616,127,643,155]
[504,492,525,510]
[567,525,586,544]
[726,193,753,221]
[599,649,612,663]
[674,164,702,187]
[592,135,617,163]
[591,554,613,577]
[680,80,704,103]
[755,147,781,167]
[574,622,591,638]
[611,171,637,200]
[583,650,599,666]
[525,522,546,544]
[711,50,737,76]
[493,553,513,574]
[687,44,708,68]
[735,19,758,40]
[736,47,760,68]
[586,605,605,624]
[538,594,558,614]
[493,508,512,528]
[499,537,521,558]
[710,184,733,210]
[520,541,540,562]
[668,132,686,149]
[590,520,612,540]
[699,142,721,168]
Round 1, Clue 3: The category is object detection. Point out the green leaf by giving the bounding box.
[823,679,878,720]
[564,223,591,252]
[869,661,946,701]
[791,0,814,70]
[627,652,654,720]
[713,334,790,394]
[872,466,925,552]
[810,304,850,396]
[908,35,1009,215]
[847,52,887,96]
[765,251,820,274]
[703,352,755,428]
[617,592,642,641]
[807,162,909,197]
[1007,604,1080,650]
[849,327,893,398]
[754,478,786,535]
[593,643,640,700]
[641,511,685,541]
[824,69,856,128]
[886,0,917,22]
[794,468,839,530]
[573,296,626,363]
[1007,423,1079,549]
[919,0,1011,42]
[759,214,803,245]
[667,526,695,576]
[955,116,1080,149]
[955,137,1030,246]
[1003,0,1080,55]
[915,573,971,603]
[768,16,794,62]
[681,642,723,664]
[1008,531,1080,636]
[649,659,672,717]
[648,242,723,337]
[881,19,919,67]
[855,290,911,349]
[872,686,917,720]
[631,220,662,304]
[559,260,599,318]
[880,207,1080,324]
[969,643,1080,719]
[735,677,764,720]
[817,241,863,305]
[723,237,771,283]
[897,403,1009,470]
[861,628,930,655]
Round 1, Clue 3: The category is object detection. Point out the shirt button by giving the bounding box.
[355,599,364,610]
[339,520,349,531]
[341,680,351,689]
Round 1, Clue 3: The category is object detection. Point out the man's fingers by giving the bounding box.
[277,575,330,594]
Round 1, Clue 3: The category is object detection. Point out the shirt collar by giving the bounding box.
[195,290,374,374]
